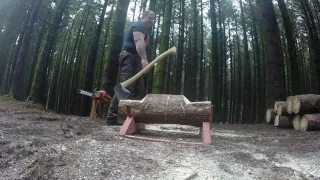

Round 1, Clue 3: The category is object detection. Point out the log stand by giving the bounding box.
[120,102,213,145]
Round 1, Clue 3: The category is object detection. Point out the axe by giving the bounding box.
[114,46,177,100]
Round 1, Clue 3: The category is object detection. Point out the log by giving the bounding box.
[274,115,293,129]
[266,109,276,124]
[277,103,290,116]
[286,96,293,114]
[292,115,300,130]
[274,101,286,113]
[300,114,320,131]
[118,94,212,127]
[292,94,320,114]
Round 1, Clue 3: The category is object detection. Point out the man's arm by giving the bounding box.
[133,31,148,60]
[133,31,149,69]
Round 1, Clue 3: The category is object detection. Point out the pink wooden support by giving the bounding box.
[120,106,136,135]
[201,106,213,144]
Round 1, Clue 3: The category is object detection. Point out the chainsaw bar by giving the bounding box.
[76,89,93,97]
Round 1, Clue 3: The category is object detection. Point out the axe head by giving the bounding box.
[113,83,131,100]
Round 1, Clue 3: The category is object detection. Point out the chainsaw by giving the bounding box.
[76,88,112,103]
[76,88,112,118]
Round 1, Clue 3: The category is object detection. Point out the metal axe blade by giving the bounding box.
[114,84,131,100]
[114,46,177,100]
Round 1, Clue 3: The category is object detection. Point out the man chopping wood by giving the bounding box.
[106,10,156,125]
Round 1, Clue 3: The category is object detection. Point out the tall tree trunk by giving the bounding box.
[210,0,219,121]
[249,0,262,123]
[240,0,252,123]
[235,14,242,123]
[102,0,130,116]
[175,0,185,95]
[300,0,320,93]
[147,3,162,94]
[199,0,205,101]
[190,0,198,101]
[12,0,43,101]
[30,0,69,104]
[259,0,284,109]
[6,15,30,94]
[153,0,173,94]
[81,0,108,116]
[96,4,115,89]
[132,0,138,21]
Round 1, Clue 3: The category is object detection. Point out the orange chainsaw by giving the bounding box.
[77,88,112,118]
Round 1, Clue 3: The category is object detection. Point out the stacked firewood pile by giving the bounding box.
[266,94,320,131]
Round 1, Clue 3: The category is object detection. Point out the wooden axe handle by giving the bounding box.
[121,46,177,88]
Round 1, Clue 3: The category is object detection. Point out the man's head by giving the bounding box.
[141,10,155,29]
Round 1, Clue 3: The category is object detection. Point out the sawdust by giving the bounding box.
[0,98,320,179]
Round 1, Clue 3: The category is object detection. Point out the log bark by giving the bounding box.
[274,115,293,129]
[292,94,320,114]
[266,108,276,124]
[118,94,212,127]
[274,101,286,112]
[277,103,290,116]
[286,96,293,114]
[293,115,300,130]
[300,114,320,131]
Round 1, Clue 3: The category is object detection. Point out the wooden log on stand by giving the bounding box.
[274,101,286,113]
[118,94,212,127]
[292,94,320,114]
[266,109,276,124]
[274,115,293,129]
[292,115,301,130]
[300,114,320,131]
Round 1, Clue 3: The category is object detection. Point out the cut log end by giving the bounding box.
[274,101,286,113]
[266,109,276,124]
[300,116,308,131]
[300,114,320,131]
[293,115,300,130]
[277,103,289,116]
[292,96,301,114]
[286,96,293,114]
[292,94,320,114]
[274,115,279,126]
[274,115,293,129]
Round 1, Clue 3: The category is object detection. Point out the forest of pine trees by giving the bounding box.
[0,0,319,124]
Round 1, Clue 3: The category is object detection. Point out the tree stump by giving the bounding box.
[292,94,320,114]
[118,94,212,127]
[300,114,320,131]
[266,109,276,124]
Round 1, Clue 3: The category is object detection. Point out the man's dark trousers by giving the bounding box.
[106,51,145,125]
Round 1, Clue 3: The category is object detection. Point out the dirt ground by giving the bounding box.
[0,97,320,180]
